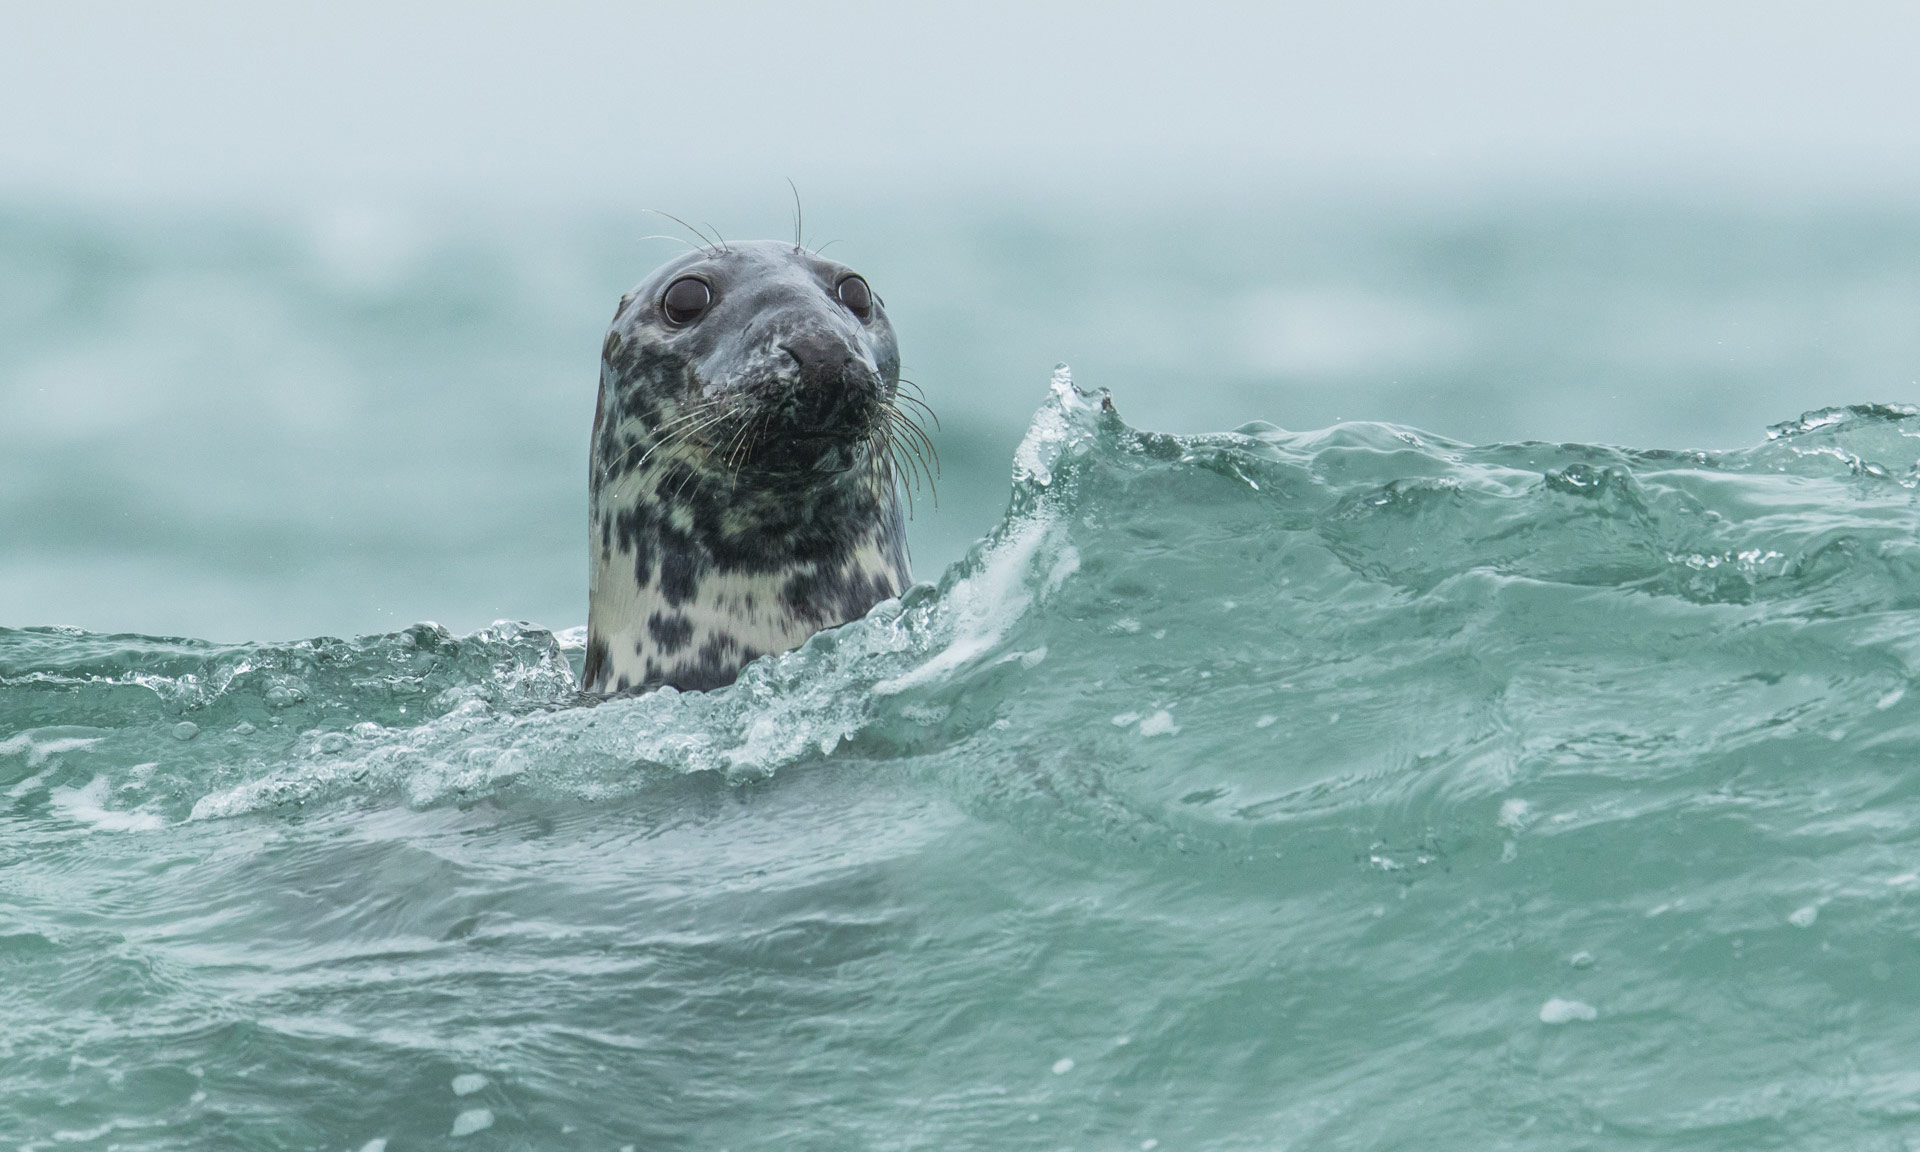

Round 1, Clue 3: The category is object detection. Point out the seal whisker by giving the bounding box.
[722,412,764,478]
[609,405,723,474]
[891,438,934,514]
[881,410,938,505]
[642,209,722,256]
[886,406,942,477]
[896,425,941,506]
[736,410,774,472]
[636,233,703,254]
[628,412,731,483]
[786,178,805,252]
[892,392,942,430]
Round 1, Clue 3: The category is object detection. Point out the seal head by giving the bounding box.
[584,239,917,694]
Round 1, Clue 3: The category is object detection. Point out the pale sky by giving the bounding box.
[7,1,1920,204]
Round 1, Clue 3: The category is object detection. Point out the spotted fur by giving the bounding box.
[584,239,916,694]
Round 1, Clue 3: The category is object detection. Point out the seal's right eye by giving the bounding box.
[661,277,713,326]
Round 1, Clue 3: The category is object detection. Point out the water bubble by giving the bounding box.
[1789,905,1819,927]
[172,721,199,741]
[316,733,350,755]
[1255,715,1277,728]
[1052,1057,1075,1075]
[358,1141,387,1152]
[1569,951,1595,969]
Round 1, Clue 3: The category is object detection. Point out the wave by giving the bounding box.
[7,370,1920,854]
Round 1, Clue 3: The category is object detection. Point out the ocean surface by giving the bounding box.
[8,198,1920,1149]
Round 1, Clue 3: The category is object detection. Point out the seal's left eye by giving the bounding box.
[836,275,873,322]
[661,277,712,326]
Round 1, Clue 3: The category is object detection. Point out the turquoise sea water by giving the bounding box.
[8,200,1920,1149]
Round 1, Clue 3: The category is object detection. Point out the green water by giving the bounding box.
[7,200,1920,1149]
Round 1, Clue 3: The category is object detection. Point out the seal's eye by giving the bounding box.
[661,277,712,326]
[836,275,873,322]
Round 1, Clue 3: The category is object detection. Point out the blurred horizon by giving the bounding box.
[9,2,1920,207]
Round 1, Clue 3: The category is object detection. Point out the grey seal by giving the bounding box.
[583,238,932,694]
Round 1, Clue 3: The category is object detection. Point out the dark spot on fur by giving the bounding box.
[660,551,700,606]
[780,563,898,626]
[647,611,693,653]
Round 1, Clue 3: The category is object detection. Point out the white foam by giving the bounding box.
[1539,998,1597,1024]
[876,515,1058,696]
[451,1073,487,1096]
[0,728,106,769]
[450,1108,493,1137]
[1137,711,1179,738]
[49,776,164,833]
[1011,364,1089,487]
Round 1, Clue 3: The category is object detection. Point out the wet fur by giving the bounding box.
[584,240,913,694]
